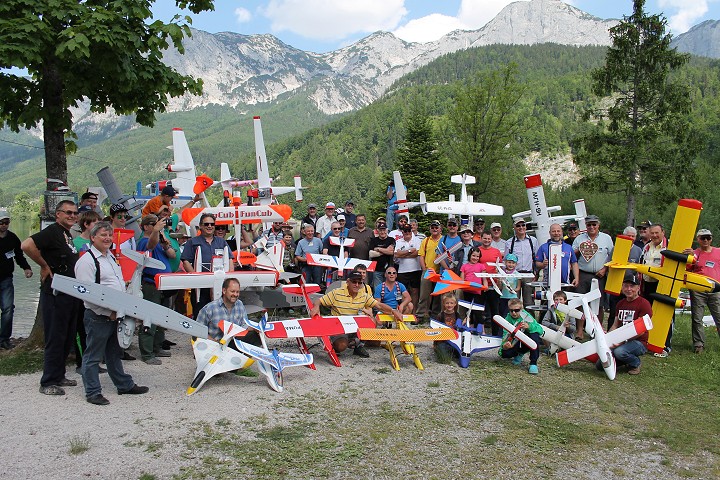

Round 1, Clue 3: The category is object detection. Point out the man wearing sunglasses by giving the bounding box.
[22,200,81,395]
[0,210,33,350]
[684,229,720,354]
[109,203,136,251]
[181,213,234,316]
[564,222,580,247]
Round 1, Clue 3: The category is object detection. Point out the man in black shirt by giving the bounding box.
[368,221,395,290]
[0,210,33,350]
[22,200,81,396]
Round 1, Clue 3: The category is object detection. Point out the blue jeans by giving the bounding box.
[501,331,543,365]
[302,265,323,285]
[82,309,135,397]
[613,340,646,369]
[0,276,14,342]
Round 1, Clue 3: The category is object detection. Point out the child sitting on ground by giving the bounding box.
[541,290,576,338]
[498,298,544,374]
[434,293,461,359]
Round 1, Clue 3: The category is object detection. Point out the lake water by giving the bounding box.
[5,218,41,338]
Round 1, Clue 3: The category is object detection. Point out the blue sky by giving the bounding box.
[152,0,720,53]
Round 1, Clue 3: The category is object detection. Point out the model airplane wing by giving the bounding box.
[181,204,292,227]
[232,339,313,371]
[424,202,504,217]
[156,270,279,291]
[51,275,208,338]
[433,241,464,265]
[492,315,538,350]
[187,321,254,395]
[263,315,375,338]
[357,327,458,342]
[604,234,635,295]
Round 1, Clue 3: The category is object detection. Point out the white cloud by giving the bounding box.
[235,7,252,24]
[393,14,468,43]
[262,0,407,41]
[392,0,518,43]
[659,0,709,33]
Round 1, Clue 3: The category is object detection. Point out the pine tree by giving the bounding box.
[572,0,703,225]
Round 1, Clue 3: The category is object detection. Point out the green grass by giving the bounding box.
[0,349,44,375]
[68,435,90,455]
[168,314,720,479]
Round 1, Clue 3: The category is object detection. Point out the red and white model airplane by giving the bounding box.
[261,282,376,368]
[554,288,653,380]
[512,173,587,244]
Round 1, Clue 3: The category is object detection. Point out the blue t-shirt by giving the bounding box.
[535,241,577,283]
[374,281,407,309]
[137,237,172,279]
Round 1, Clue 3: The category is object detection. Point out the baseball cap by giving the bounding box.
[460,226,473,234]
[80,192,98,201]
[567,222,578,230]
[325,202,335,209]
[337,214,346,221]
[447,219,458,226]
[636,220,652,228]
[308,203,317,209]
[697,228,712,237]
[490,222,502,229]
[513,218,526,226]
[376,222,387,229]
[430,220,442,227]
[623,272,640,285]
[347,271,364,282]
[161,185,177,197]
[110,203,128,215]
[78,205,93,213]
[474,217,484,224]
[345,200,354,206]
[585,214,601,223]
[0,210,9,221]
[505,253,518,262]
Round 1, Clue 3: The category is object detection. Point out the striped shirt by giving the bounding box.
[319,285,378,315]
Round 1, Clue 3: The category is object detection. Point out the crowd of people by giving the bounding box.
[1,189,719,403]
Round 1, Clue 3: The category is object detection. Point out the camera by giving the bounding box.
[164,218,172,227]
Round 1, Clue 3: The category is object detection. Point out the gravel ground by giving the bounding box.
[0,329,715,480]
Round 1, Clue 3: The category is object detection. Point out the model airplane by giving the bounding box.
[554,288,653,380]
[417,173,504,217]
[492,314,539,352]
[51,274,209,338]
[306,236,377,276]
[424,269,488,296]
[430,318,503,368]
[512,173,588,244]
[604,199,720,354]
[476,262,535,296]
[433,241,464,269]
[357,314,458,370]
[180,202,293,229]
[116,249,167,349]
[261,282,376,367]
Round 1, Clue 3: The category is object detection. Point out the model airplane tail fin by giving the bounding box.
[423,270,441,283]
[329,236,355,247]
[253,116,272,188]
[193,174,214,195]
[451,174,476,185]
[418,192,427,215]
[269,204,293,221]
[604,234,634,295]
[458,299,485,312]
[293,176,303,202]
[220,163,233,184]
[255,241,285,272]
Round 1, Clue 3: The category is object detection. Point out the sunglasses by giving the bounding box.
[587,223,599,227]
[699,235,712,241]
[568,227,578,231]
[332,227,341,231]
[114,213,130,219]
[215,226,228,230]
[385,271,397,275]
[59,210,79,216]
[447,223,458,227]
[430,225,440,229]
[202,222,215,227]
[491,227,501,230]
[509,308,522,313]
[515,223,526,227]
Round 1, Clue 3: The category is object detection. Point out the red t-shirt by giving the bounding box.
[615,295,653,344]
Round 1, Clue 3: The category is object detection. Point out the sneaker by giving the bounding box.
[39,385,65,395]
[512,355,523,365]
[122,351,136,361]
[154,350,171,358]
[161,340,176,348]
[0,339,12,350]
[143,357,162,365]
[653,350,669,358]
[528,365,539,375]
[353,345,370,358]
[694,345,705,354]
[57,378,77,387]
[86,394,110,405]
[118,384,149,395]
[628,366,641,375]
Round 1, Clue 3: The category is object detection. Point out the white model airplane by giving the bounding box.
[419,173,504,217]
[51,274,209,338]
[512,173,587,244]
[554,288,653,380]
[478,261,535,296]
[249,116,304,204]
[180,202,293,230]
[306,236,377,276]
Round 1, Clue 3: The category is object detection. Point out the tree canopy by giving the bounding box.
[572,0,703,225]
[0,0,215,186]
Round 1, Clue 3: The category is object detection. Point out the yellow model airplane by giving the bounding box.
[605,199,720,354]
[357,314,458,370]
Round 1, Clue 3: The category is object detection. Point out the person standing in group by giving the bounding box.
[295,224,323,285]
[417,220,443,322]
[504,219,538,308]
[347,214,374,261]
[368,221,395,289]
[0,210,33,350]
[75,221,149,405]
[684,229,720,354]
[21,200,81,396]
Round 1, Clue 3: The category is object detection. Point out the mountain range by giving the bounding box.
[1,0,718,197]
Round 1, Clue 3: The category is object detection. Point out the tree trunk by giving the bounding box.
[41,55,68,188]
[626,191,636,228]
[17,304,44,351]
